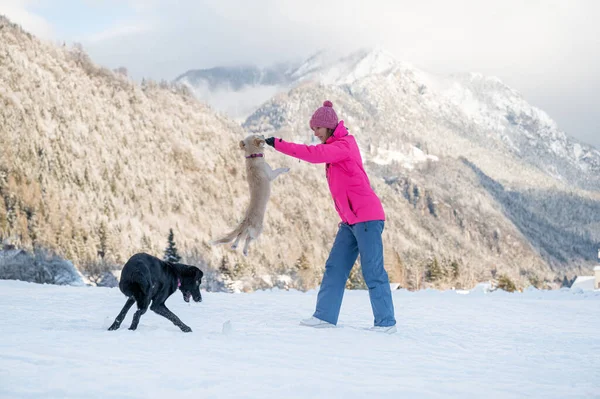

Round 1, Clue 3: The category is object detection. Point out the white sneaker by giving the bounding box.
[300,316,335,328]
[369,325,397,334]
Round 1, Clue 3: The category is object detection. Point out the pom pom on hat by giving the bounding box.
[310,100,338,130]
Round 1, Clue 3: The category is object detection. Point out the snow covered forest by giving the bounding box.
[1,15,599,293]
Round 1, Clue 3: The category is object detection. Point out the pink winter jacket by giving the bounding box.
[273,120,385,224]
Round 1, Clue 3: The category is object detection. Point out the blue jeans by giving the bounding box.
[313,221,396,327]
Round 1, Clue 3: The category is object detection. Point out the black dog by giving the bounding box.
[108,253,203,333]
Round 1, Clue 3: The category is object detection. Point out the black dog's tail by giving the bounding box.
[129,270,152,308]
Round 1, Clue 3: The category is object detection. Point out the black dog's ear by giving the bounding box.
[196,268,204,279]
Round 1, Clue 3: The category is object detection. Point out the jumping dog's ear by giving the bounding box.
[253,137,265,147]
[239,140,245,149]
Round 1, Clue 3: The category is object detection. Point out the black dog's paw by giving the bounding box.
[181,325,192,333]
[108,323,120,331]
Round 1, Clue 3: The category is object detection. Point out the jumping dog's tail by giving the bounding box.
[209,220,247,245]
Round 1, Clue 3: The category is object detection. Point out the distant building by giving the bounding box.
[570,249,600,291]
[571,275,597,291]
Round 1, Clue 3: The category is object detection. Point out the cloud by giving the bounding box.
[81,20,153,43]
[0,0,55,39]
[76,1,600,80]
[2,0,599,146]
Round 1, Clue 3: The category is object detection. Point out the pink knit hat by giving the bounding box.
[309,100,339,130]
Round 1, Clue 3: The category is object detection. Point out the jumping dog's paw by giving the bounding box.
[108,323,120,331]
[282,167,290,173]
[181,325,192,333]
[231,243,238,250]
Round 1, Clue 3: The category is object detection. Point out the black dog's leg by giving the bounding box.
[108,297,135,331]
[129,297,150,331]
[151,303,192,333]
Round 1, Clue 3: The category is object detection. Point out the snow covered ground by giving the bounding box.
[1,280,599,398]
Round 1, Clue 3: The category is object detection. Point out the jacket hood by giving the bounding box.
[326,120,348,144]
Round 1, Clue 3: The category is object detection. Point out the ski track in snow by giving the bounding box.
[1,280,599,398]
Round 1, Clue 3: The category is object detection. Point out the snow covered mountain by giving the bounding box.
[288,47,401,85]
[174,64,295,120]
[178,47,600,191]
[242,48,600,270]
[241,48,600,190]
[173,47,405,120]
[2,12,598,292]
[175,64,293,91]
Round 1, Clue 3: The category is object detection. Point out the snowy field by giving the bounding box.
[1,280,599,399]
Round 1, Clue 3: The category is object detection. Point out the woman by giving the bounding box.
[265,100,397,333]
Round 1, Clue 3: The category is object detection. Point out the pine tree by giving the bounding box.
[497,274,517,292]
[426,257,443,282]
[450,261,460,280]
[426,193,437,217]
[97,221,108,259]
[0,201,7,238]
[163,228,181,263]
[295,252,310,271]
[296,252,317,291]
[412,185,420,207]
[140,233,152,252]
[26,208,39,247]
[218,256,236,292]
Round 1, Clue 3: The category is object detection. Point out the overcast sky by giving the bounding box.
[2,0,599,148]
